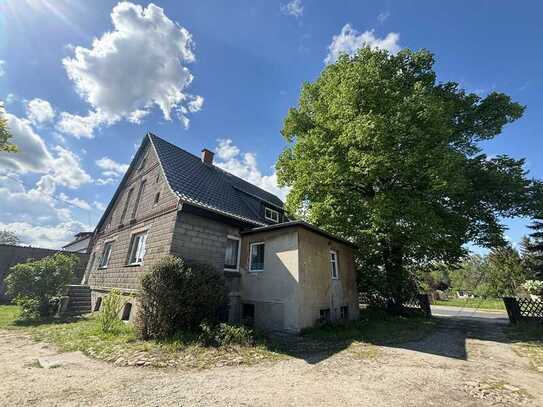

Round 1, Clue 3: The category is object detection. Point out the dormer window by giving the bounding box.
[264,207,279,223]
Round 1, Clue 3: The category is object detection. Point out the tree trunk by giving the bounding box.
[382,239,405,314]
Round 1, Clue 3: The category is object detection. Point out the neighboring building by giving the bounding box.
[0,244,89,303]
[83,133,359,332]
[62,232,93,253]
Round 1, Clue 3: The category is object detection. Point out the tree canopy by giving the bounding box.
[523,217,543,279]
[277,47,542,301]
[0,230,20,245]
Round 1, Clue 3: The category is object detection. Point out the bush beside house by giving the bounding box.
[137,256,227,340]
[5,253,78,319]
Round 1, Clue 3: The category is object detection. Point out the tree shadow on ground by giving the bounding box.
[262,309,438,364]
[263,311,542,364]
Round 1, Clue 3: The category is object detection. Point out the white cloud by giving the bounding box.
[58,193,92,210]
[0,112,92,191]
[0,113,53,173]
[214,139,288,201]
[60,1,202,136]
[0,174,92,248]
[96,177,116,186]
[325,24,401,64]
[5,93,16,104]
[0,221,90,249]
[26,98,55,124]
[281,0,303,18]
[50,146,93,189]
[56,110,111,139]
[94,201,107,211]
[0,60,5,77]
[96,157,129,178]
[377,11,390,24]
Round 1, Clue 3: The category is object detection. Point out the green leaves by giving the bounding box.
[5,254,78,318]
[277,46,541,299]
[0,103,17,153]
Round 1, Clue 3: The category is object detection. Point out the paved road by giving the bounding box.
[431,304,509,323]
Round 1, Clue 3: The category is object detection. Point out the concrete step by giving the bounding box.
[68,298,91,307]
[67,307,91,314]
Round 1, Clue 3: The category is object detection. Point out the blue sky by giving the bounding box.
[0,0,541,249]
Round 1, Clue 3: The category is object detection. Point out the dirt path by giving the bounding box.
[1,318,542,407]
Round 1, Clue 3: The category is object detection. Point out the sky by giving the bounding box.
[0,0,542,250]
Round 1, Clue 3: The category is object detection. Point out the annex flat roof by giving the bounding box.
[240,220,357,248]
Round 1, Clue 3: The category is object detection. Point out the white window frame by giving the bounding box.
[127,231,148,266]
[224,235,241,271]
[264,207,279,223]
[98,241,114,268]
[330,250,339,279]
[249,242,265,272]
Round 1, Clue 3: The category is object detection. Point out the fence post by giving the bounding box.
[417,294,432,317]
[503,297,520,324]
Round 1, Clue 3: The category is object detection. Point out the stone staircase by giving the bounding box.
[62,285,92,316]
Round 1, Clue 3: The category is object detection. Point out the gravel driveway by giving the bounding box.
[1,317,542,407]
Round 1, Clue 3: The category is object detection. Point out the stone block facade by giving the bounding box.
[170,211,240,273]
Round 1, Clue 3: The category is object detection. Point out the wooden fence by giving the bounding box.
[360,293,432,317]
[503,297,543,323]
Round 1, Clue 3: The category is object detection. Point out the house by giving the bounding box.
[62,232,93,253]
[82,133,359,332]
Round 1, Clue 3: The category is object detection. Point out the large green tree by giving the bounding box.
[523,217,543,279]
[277,47,542,304]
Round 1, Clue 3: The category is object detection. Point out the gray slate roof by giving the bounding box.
[149,134,284,226]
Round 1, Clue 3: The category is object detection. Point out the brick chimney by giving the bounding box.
[201,148,214,165]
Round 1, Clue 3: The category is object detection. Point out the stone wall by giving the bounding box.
[0,244,89,303]
[86,141,180,297]
[170,211,241,273]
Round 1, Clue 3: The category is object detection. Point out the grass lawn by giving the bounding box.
[0,305,437,368]
[433,298,505,311]
[505,322,543,373]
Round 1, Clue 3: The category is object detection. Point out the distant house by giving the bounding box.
[62,232,93,253]
[82,134,359,332]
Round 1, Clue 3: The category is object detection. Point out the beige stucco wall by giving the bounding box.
[240,229,300,332]
[240,226,359,332]
[297,228,359,328]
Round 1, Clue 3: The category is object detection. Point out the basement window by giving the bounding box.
[94,297,102,312]
[242,303,255,326]
[340,306,349,320]
[319,308,331,322]
[249,242,265,272]
[264,207,279,223]
[122,303,132,321]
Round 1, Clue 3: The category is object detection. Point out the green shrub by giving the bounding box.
[137,256,226,340]
[14,296,41,321]
[522,280,543,295]
[198,322,256,347]
[5,254,77,319]
[99,289,124,333]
